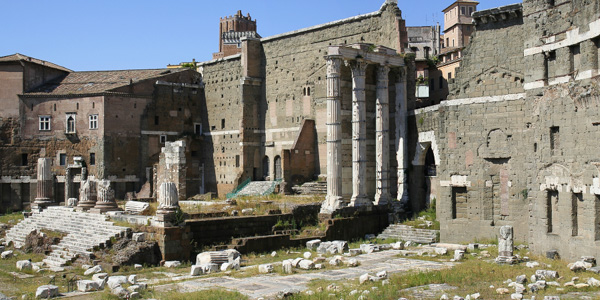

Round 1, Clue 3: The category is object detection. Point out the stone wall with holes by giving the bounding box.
[448,4,525,99]
[407,0,600,260]
[199,56,244,195]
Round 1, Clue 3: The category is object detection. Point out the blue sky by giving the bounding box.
[1,0,520,71]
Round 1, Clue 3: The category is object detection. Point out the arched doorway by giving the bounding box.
[262,156,269,180]
[424,147,437,208]
[274,156,282,180]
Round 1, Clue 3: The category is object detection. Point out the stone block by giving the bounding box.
[132,233,145,242]
[535,270,558,280]
[77,280,99,292]
[190,265,203,276]
[306,239,321,250]
[298,259,314,270]
[128,275,137,284]
[345,258,359,267]
[200,263,219,274]
[220,262,233,271]
[36,285,59,299]
[92,273,108,281]
[1,250,13,259]
[303,252,312,259]
[282,260,293,274]
[16,260,32,271]
[164,261,181,268]
[107,276,128,289]
[84,265,103,276]
[258,264,274,273]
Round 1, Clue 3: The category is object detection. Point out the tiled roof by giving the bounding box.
[25,68,186,96]
[0,53,72,72]
[222,31,261,44]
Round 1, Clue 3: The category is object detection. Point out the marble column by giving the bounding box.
[321,56,344,213]
[395,67,409,203]
[348,60,370,207]
[32,158,53,211]
[374,65,391,206]
[91,179,119,213]
[75,167,96,210]
[156,182,180,226]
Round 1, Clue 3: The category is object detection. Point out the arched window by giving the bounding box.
[65,114,76,134]
[262,156,270,179]
[274,155,282,180]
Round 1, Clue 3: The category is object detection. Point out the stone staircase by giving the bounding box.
[292,181,327,195]
[5,206,130,267]
[236,181,278,197]
[377,224,439,244]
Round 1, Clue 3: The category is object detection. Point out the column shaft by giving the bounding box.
[322,56,344,213]
[348,60,370,207]
[395,67,409,202]
[375,65,391,205]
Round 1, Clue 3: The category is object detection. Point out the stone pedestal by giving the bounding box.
[155,182,180,227]
[496,225,517,264]
[90,180,120,213]
[32,158,54,212]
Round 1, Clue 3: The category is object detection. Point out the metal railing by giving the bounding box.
[226,177,252,199]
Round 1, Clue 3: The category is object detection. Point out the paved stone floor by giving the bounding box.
[155,250,454,299]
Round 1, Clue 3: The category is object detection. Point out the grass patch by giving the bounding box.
[400,199,440,230]
[0,212,24,225]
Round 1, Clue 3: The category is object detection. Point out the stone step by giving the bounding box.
[6,205,129,266]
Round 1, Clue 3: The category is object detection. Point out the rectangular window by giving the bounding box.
[155,116,159,125]
[221,119,225,129]
[59,153,67,166]
[461,6,466,15]
[547,190,558,233]
[160,135,167,144]
[550,126,559,155]
[89,114,98,130]
[21,153,28,166]
[571,44,581,74]
[572,193,582,236]
[90,153,95,166]
[236,155,240,168]
[448,72,452,80]
[451,187,468,219]
[39,116,51,131]
[469,7,474,16]
[194,123,202,136]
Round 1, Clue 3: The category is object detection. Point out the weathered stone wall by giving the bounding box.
[449,5,525,99]
[199,56,244,195]
[260,3,405,184]
[408,0,600,260]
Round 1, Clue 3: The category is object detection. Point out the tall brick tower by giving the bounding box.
[213,10,260,59]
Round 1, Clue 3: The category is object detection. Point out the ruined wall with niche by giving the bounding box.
[199,56,244,196]
[407,0,600,260]
[260,3,405,184]
[521,0,600,260]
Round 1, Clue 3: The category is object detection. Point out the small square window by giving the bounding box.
[39,116,51,131]
[89,114,98,130]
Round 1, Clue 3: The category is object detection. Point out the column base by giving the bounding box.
[89,204,121,214]
[321,195,347,213]
[350,195,372,208]
[32,198,54,212]
[76,201,97,212]
[374,193,391,206]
